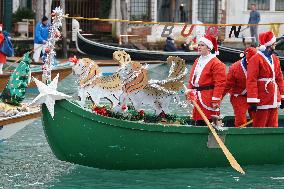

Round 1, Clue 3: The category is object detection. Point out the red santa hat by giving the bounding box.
[0,24,2,32]
[258,31,276,51]
[198,35,219,55]
[240,47,257,61]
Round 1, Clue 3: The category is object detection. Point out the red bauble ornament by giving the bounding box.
[139,110,145,116]
[159,111,166,118]
[121,104,127,111]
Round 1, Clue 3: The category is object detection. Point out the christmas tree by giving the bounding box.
[0,53,31,105]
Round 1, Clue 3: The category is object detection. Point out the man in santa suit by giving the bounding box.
[223,47,257,127]
[0,24,6,74]
[247,31,284,127]
[186,35,226,126]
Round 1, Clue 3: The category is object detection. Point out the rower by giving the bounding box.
[247,31,284,127]
[223,47,257,127]
[185,34,226,126]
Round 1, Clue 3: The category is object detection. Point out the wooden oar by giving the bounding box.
[191,99,245,174]
[239,119,253,128]
[4,44,44,71]
[183,85,245,174]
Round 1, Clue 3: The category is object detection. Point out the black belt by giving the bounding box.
[192,85,214,91]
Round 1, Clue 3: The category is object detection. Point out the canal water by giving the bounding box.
[1,64,284,188]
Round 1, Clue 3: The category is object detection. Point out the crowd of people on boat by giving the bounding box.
[185,30,283,128]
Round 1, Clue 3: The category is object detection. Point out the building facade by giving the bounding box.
[225,0,284,42]
[126,0,284,43]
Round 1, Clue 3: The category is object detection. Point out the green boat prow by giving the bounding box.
[42,100,284,170]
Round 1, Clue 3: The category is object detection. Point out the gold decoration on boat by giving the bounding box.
[73,58,123,107]
[114,51,188,114]
[113,50,132,66]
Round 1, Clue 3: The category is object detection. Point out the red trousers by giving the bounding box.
[230,95,255,127]
[192,98,220,121]
[253,108,278,127]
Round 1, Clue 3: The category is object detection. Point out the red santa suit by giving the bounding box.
[0,33,6,64]
[223,47,257,127]
[188,55,226,121]
[0,24,6,75]
[247,31,284,127]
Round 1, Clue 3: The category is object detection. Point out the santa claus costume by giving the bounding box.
[0,24,6,74]
[223,47,257,127]
[247,31,284,127]
[187,35,226,124]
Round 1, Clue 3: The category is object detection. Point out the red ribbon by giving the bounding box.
[69,56,79,64]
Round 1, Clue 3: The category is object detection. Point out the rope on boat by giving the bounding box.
[64,15,284,27]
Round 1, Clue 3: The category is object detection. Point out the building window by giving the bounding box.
[0,0,3,24]
[247,0,270,10]
[198,0,221,24]
[130,0,151,21]
[276,0,284,11]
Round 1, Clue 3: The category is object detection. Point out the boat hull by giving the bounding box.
[77,32,199,63]
[0,110,41,141]
[76,32,284,65]
[0,66,72,92]
[42,100,284,170]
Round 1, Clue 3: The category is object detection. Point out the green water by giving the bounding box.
[1,64,284,188]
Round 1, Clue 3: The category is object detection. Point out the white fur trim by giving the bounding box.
[198,37,213,50]
[281,95,284,99]
[259,45,266,51]
[215,51,219,55]
[247,98,260,103]
[212,97,221,101]
[240,52,244,57]
[197,91,219,111]
[191,54,215,87]
[264,35,276,47]
[257,104,279,109]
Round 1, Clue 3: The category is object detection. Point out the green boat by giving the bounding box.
[42,99,284,170]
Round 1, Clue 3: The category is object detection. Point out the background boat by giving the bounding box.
[0,63,72,92]
[42,99,284,170]
[0,107,40,142]
[76,31,198,62]
[76,32,284,66]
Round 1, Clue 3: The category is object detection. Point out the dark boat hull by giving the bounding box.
[77,32,199,63]
[76,32,284,69]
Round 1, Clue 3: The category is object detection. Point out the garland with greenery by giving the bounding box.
[91,104,191,125]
